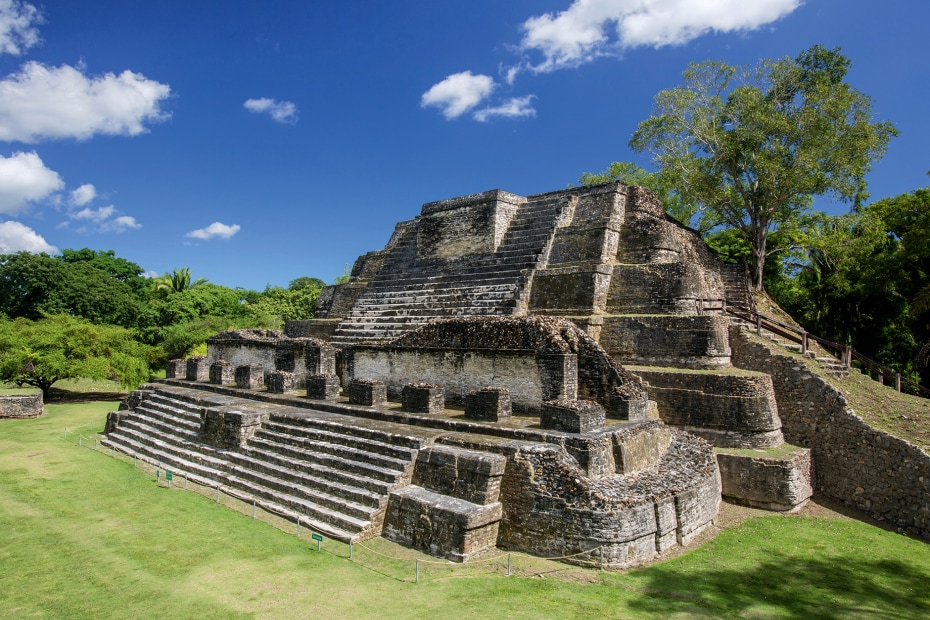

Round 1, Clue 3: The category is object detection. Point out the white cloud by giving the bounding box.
[69,183,96,206]
[421,71,496,119]
[71,204,115,222]
[141,269,158,279]
[520,0,802,72]
[244,97,298,124]
[0,150,63,215]
[101,215,141,233]
[0,0,41,56]
[473,95,537,122]
[0,61,171,143]
[0,220,57,253]
[186,221,240,240]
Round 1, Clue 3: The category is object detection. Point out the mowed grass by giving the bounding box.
[2,404,930,619]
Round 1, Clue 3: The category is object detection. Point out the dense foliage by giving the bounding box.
[629,45,896,289]
[0,249,329,380]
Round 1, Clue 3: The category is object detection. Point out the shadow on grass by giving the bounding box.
[627,553,930,619]
[46,387,126,403]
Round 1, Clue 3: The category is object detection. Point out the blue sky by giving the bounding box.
[0,0,926,291]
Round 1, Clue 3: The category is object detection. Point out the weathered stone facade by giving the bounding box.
[0,392,43,418]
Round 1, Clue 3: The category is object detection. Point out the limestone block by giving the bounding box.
[0,393,43,418]
[382,485,503,562]
[349,378,386,406]
[306,373,340,400]
[304,344,337,375]
[200,407,269,449]
[464,387,512,422]
[165,359,187,379]
[716,446,813,511]
[209,361,235,385]
[264,370,297,394]
[613,423,673,474]
[235,364,264,390]
[541,399,605,433]
[402,382,444,414]
[413,446,507,505]
[186,357,209,382]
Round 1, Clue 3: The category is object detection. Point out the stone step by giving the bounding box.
[129,406,201,442]
[135,401,202,432]
[267,414,426,451]
[234,445,397,496]
[252,427,410,472]
[220,473,369,540]
[225,454,380,521]
[102,431,226,482]
[262,420,417,462]
[144,393,204,425]
[111,420,226,465]
[247,435,408,484]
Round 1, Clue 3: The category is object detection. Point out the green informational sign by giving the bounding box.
[165,470,173,482]
[310,533,323,542]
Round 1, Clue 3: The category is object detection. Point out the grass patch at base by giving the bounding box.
[2,402,929,619]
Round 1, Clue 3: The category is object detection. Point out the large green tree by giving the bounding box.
[0,315,157,399]
[630,45,897,289]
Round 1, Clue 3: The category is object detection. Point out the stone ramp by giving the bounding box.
[103,385,444,542]
[329,196,566,343]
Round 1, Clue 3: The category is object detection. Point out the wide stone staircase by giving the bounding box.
[329,196,566,343]
[102,386,432,541]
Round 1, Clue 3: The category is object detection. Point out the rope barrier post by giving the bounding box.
[184,474,188,489]
[94,438,97,450]
[599,547,603,571]
[216,485,220,502]
[64,428,67,440]
[296,516,300,538]
[349,541,353,560]
[896,373,902,392]
[133,455,136,468]
[156,467,160,483]
[79,435,82,447]
[415,559,419,583]
[252,499,256,519]
[507,553,511,576]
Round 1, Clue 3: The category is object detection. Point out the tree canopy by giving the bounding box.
[630,45,897,289]
[0,315,158,399]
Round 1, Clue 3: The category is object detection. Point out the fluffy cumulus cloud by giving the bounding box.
[186,221,240,240]
[421,71,496,119]
[473,95,537,122]
[69,183,96,206]
[71,204,115,222]
[0,150,63,215]
[520,0,802,72]
[101,215,141,232]
[0,220,57,253]
[0,0,41,56]
[0,61,171,143]
[244,97,298,124]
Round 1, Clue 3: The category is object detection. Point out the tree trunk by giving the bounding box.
[751,226,768,291]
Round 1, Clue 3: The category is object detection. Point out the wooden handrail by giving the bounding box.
[724,302,928,399]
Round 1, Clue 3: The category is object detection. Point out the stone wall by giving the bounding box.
[0,393,43,418]
[599,315,731,369]
[417,190,525,259]
[631,368,783,448]
[730,327,930,538]
[495,430,720,568]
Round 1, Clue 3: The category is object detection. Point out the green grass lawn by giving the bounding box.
[2,402,929,619]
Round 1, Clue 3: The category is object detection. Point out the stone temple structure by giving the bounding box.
[105,181,829,567]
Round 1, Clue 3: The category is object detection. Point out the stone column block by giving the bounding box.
[265,370,297,394]
[186,357,209,382]
[402,382,444,414]
[306,373,341,400]
[209,361,235,385]
[348,378,386,406]
[464,387,512,422]
[235,365,264,390]
[541,399,606,433]
[165,359,187,379]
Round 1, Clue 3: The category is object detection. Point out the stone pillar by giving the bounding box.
[536,354,578,402]
[348,378,386,406]
[235,365,264,390]
[186,357,209,382]
[265,370,297,394]
[541,399,605,433]
[464,387,511,422]
[165,359,186,379]
[306,374,340,400]
[402,382,444,414]
[209,360,235,385]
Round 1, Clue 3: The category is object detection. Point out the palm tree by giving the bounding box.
[154,267,207,296]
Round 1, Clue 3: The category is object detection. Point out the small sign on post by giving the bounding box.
[311,532,323,551]
[166,470,173,488]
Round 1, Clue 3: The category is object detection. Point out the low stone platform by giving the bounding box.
[104,378,720,568]
[0,392,43,418]
[715,445,813,512]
